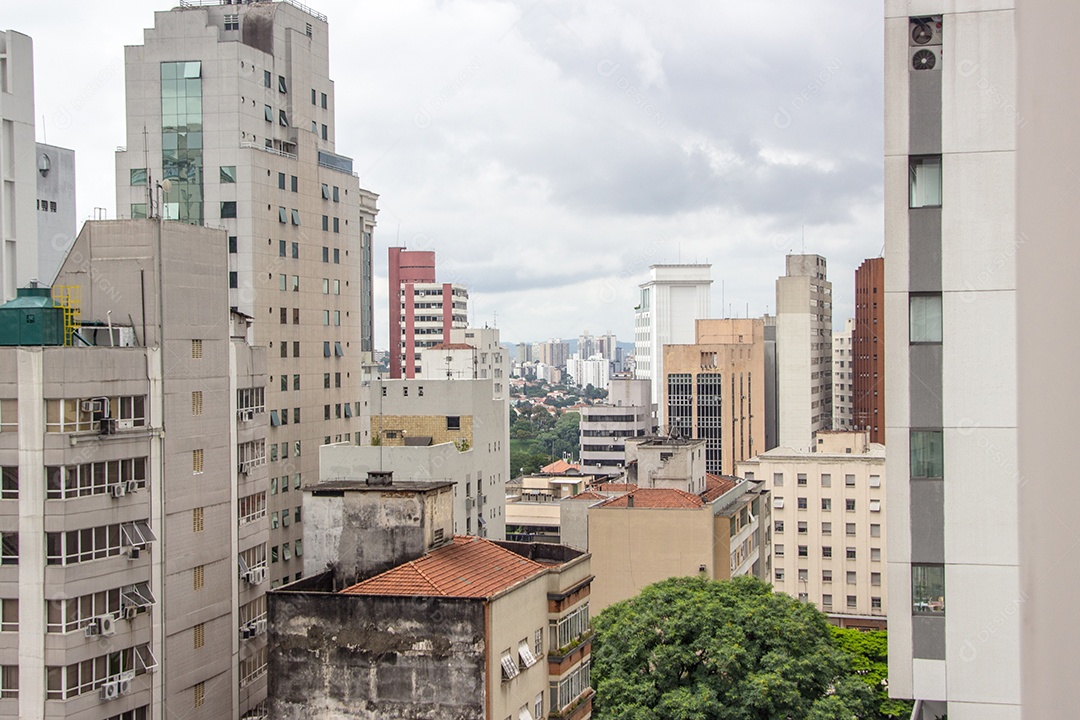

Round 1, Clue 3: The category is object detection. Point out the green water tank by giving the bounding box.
[0,286,66,346]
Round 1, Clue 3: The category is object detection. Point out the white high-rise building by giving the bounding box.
[775,254,832,451]
[0,30,38,301]
[883,4,1080,718]
[633,264,711,430]
[832,318,854,430]
[114,1,379,600]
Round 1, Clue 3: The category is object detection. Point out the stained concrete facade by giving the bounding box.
[114,1,378,590]
[0,220,270,720]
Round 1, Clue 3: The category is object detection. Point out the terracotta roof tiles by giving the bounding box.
[702,474,739,502]
[597,488,705,509]
[341,536,547,598]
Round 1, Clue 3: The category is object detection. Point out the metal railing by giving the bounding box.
[240,141,297,160]
[179,0,327,23]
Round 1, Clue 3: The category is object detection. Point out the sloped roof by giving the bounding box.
[566,491,607,501]
[341,536,546,598]
[702,474,739,502]
[596,488,705,509]
[541,459,580,474]
[593,483,638,492]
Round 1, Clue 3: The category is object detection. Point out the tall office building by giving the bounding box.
[0,30,38,302]
[883,5,1076,717]
[34,143,77,285]
[775,254,832,451]
[633,264,712,430]
[662,318,765,476]
[114,0,378,590]
[853,258,884,443]
[387,247,467,379]
[831,318,854,430]
[0,220,271,720]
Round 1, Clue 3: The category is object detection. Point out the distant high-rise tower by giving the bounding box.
[775,254,832,450]
[388,247,468,379]
[832,318,854,430]
[633,264,712,430]
[0,30,38,301]
[853,258,883,443]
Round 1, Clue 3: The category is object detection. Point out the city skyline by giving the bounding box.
[7,0,882,345]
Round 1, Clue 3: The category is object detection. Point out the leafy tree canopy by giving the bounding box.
[592,576,878,720]
[829,627,913,719]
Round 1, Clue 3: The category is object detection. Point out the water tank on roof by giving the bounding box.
[0,285,66,346]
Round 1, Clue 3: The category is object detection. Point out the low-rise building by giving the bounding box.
[269,472,593,720]
[505,464,610,544]
[737,430,886,629]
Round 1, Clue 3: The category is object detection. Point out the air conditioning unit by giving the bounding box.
[125,480,140,494]
[99,417,118,435]
[81,399,105,414]
[117,678,132,696]
[239,409,255,422]
[111,484,127,499]
[128,547,141,560]
[910,16,943,47]
[100,680,121,700]
[910,46,942,72]
[240,624,254,640]
[254,618,267,636]
[117,418,134,430]
[245,566,267,585]
[124,606,139,621]
[238,461,250,475]
[99,614,117,637]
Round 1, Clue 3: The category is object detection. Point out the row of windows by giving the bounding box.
[45,522,156,566]
[775,520,881,537]
[45,397,146,434]
[774,497,882,512]
[776,568,882,586]
[772,472,881,488]
[46,458,147,499]
[46,644,156,700]
[269,540,302,562]
[269,506,301,529]
[775,544,881,561]
[269,475,302,495]
[43,583,154,634]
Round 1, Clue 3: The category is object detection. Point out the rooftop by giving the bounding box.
[341,536,547,598]
[702,474,739,502]
[596,488,705,509]
[429,343,475,350]
[541,459,580,474]
[309,479,455,494]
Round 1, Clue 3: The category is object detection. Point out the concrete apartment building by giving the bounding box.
[578,377,652,473]
[35,143,76,285]
[776,254,832,451]
[319,376,508,539]
[883,4,1080,717]
[0,220,270,720]
[534,338,570,369]
[565,353,611,391]
[419,326,508,400]
[633,264,711,430]
[269,474,593,720]
[853,257,884,443]
[584,437,769,613]
[737,431,886,630]
[388,246,468,379]
[113,1,378,588]
[832,318,854,430]
[0,30,38,301]
[662,317,766,476]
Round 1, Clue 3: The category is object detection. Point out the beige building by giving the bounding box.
[737,431,886,629]
[0,220,270,720]
[419,326,509,400]
[319,376,508,539]
[113,1,378,589]
[662,318,765,476]
[269,473,593,720]
[832,318,854,430]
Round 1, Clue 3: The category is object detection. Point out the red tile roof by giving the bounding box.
[341,536,546,598]
[702,474,738,502]
[597,488,705,509]
[541,459,580,474]
[567,491,607,501]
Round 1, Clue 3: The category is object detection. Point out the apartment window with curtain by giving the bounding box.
[909,155,942,208]
[909,294,942,343]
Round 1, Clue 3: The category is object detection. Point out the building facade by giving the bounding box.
[114,1,379,588]
[0,29,38,302]
[882,4,1072,718]
[0,220,271,720]
[388,247,468,379]
[565,353,611,391]
[853,257,884,443]
[418,327,508,399]
[633,264,711,431]
[737,431,886,630]
[34,143,76,285]
[831,318,854,430]
[578,378,652,472]
[775,254,832,451]
[662,318,765,476]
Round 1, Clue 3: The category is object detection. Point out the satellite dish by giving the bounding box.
[160,179,173,192]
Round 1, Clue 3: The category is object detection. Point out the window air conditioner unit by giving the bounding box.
[100,680,121,700]
[910,46,942,71]
[82,399,106,414]
[99,417,118,435]
[245,566,267,585]
[240,624,254,640]
[111,484,127,499]
[254,618,267,636]
[124,606,139,621]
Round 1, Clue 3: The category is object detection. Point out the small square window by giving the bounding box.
[871,523,881,538]
[775,544,785,557]
[846,547,857,560]
[822,521,832,535]
[797,521,807,534]
[846,523,856,536]
[447,416,461,430]
[220,201,237,219]
[220,166,236,183]
[131,168,147,186]
[847,571,857,585]
[846,499,856,512]
[845,474,856,487]
[822,593,832,607]
[797,473,807,486]
[822,546,832,558]
[871,572,882,587]
[773,473,784,487]
[774,520,784,533]
[821,473,831,487]
[822,569,832,583]
[821,498,832,511]
[797,497,807,510]
[798,545,808,558]
[847,595,857,609]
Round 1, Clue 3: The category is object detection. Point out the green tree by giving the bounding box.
[592,576,877,720]
[829,627,913,719]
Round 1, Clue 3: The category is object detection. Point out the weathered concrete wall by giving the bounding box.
[269,591,486,720]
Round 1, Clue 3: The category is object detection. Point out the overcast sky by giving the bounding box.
[7,0,884,348]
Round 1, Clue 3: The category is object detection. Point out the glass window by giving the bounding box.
[291,242,299,259]
[220,201,237,219]
[228,236,238,253]
[279,109,288,126]
[291,176,298,193]
[333,217,339,233]
[229,272,238,289]
[278,172,286,190]
[911,430,944,478]
[220,166,236,183]
[910,294,943,343]
[321,92,328,109]
[279,240,287,257]
[333,185,339,202]
[912,564,945,614]
[321,124,328,140]
[333,248,340,264]
[278,75,287,93]
[130,168,147,186]
[322,247,329,263]
[264,70,272,88]
[278,206,287,223]
[131,204,148,219]
[264,105,273,123]
[909,156,942,208]
[291,209,300,225]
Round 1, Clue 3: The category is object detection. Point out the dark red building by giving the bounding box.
[387,247,435,378]
[853,258,884,444]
